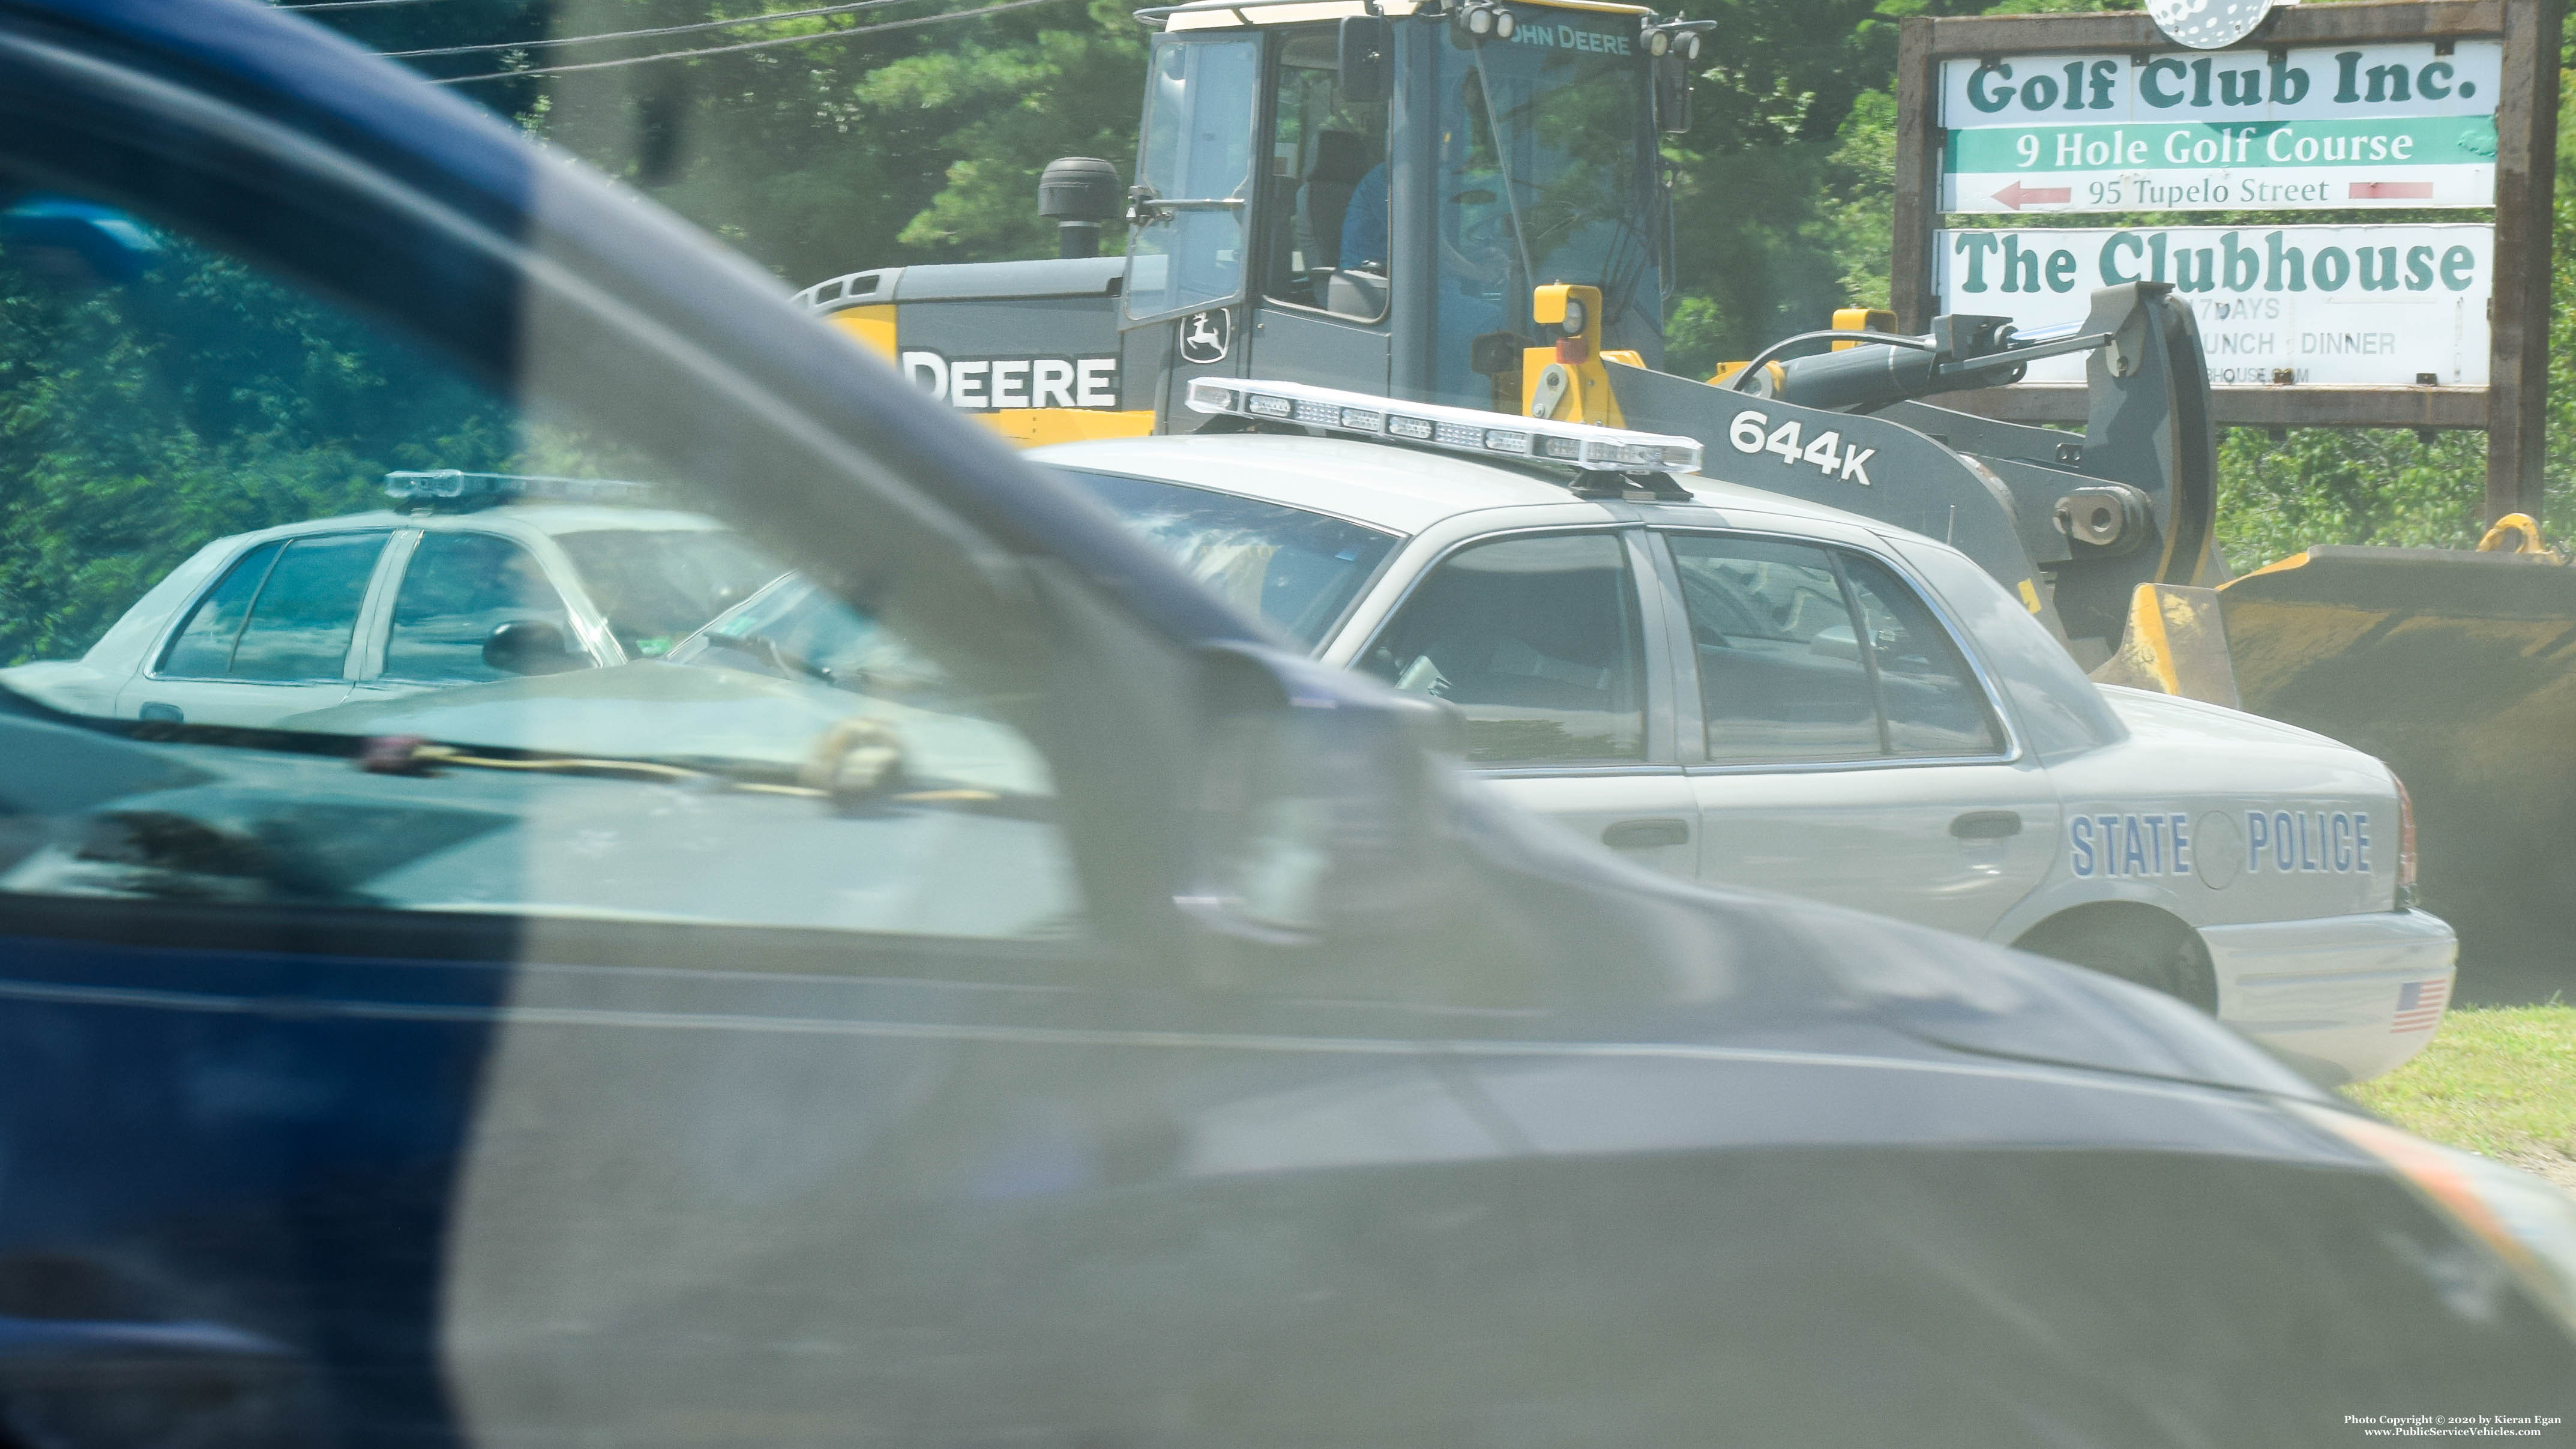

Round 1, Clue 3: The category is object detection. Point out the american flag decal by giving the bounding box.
[2392,979,2449,1034]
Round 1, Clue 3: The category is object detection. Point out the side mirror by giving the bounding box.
[1653,52,1693,134]
[1338,16,1393,105]
[1181,643,1463,941]
[483,619,585,676]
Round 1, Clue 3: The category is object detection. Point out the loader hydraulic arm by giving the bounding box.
[1599,281,2220,664]
[1730,313,2108,415]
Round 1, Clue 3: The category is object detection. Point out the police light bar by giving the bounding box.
[384,471,661,507]
[1185,378,1703,475]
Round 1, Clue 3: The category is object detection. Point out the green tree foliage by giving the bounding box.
[0,243,509,664]
[317,0,1154,283]
[1655,0,1910,377]
[865,0,1150,255]
[2214,428,2492,568]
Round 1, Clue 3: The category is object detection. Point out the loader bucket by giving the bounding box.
[2218,546,2576,1004]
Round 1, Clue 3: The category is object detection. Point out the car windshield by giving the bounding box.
[1054,467,1401,647]
[551,526,784,657]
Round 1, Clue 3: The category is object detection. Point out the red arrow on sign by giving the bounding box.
[1991,179,2072,210]
[2349,181,2436,200]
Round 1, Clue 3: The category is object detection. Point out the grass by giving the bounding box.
[2343,1003,2576,1190]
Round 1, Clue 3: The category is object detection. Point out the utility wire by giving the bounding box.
[277,0,475,10]
[429,0,1063,82]
[385,0,921,57]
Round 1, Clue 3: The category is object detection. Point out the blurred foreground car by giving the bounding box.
[1037,405,2454,1083]
[0,2,2567,1445]
[0,471,778,729]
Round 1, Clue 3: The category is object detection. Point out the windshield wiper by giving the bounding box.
[354,736,1046,819]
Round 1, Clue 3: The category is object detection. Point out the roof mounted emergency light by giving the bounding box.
[1187,378,1703,476]
[384,470,663,511]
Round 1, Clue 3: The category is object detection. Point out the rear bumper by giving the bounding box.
[2201,909,2458,1085]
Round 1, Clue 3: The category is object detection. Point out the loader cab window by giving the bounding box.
[1427,17,1659,406]
[1125,35,1263,322]
[1262,30,1390,322]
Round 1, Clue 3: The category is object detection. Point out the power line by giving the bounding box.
[429,0,1065,81]
[385,0,921,58]
[277,0,476,11]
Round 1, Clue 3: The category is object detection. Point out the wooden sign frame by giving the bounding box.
[1892,0,2560,526]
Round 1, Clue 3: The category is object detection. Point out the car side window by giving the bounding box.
[226,533,387,681]
[160,534,383,682]
[1361,531,1645,765]
[384,532,577,682]
[1670,532,2000,765]
[158,540,284,678]
[1671,535,1879,765]
[1839,552,2003,759]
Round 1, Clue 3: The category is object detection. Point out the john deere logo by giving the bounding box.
[1181,309,1230,364]
[2147,0,2276,50]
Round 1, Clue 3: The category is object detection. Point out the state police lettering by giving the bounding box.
[2069,808,2371,878]
[2246,809,2371,875]
[898,349,1120,411]
[2069,812,2192,879]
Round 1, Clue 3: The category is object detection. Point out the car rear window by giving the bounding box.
[1052,468,1400,648]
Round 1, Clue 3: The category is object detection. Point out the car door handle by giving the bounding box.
[1602,818,1690,850]
[1950,810,2022,840]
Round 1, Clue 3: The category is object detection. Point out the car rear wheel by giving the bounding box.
[2015,905,2218,1014]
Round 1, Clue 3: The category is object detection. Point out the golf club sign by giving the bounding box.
[1940,41,2502,213]
[1890,0,2560,526]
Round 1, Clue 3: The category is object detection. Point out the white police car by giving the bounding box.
[1037,381,2458,1083]
[1,471,781,729]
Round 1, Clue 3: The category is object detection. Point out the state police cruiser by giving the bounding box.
[0,471,781,731]
[1035,378,2455,1083]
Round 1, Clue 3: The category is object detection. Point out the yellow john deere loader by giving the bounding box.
[796,0,2572,993]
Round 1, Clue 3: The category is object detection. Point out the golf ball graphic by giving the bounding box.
[2147,0,2278,50]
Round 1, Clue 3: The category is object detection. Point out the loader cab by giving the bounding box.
[1122,0,1670,422]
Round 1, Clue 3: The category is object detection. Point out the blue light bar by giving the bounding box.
[1184,378,1702,475]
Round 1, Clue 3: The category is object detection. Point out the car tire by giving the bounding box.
[2014,906,2218,1014]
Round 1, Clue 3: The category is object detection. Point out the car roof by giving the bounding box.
[236,504,730,544]
[1032,432,1895,540]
